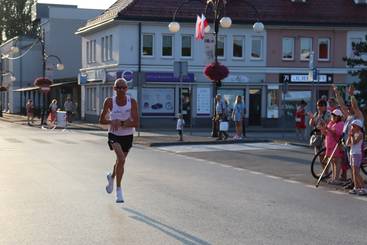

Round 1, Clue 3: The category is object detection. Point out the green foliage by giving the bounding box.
[344,35,367,107]
[0,0,36,43]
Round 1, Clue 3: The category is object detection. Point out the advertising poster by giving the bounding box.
[141,88,175,115]
[196,87,211,115]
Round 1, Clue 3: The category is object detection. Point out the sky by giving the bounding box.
[38,0,117,10]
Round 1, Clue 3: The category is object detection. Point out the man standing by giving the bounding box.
[64,97,74,123]
[99,78,139,203]
[215,94,228,140]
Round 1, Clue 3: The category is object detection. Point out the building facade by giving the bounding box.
[76,0,367,128]
[0,3,101,115]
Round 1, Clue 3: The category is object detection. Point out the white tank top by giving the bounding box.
[108,95,134,136]
[350,132,363,155]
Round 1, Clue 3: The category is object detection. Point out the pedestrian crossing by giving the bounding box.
[156,142,303,153]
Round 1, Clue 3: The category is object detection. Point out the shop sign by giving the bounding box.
[223,74,249,83]
[106,70,134,83]
[280,73,333,83]
[78,73,88,85]
[145,72,195,83]
[85,69,106,82]
[141,88,175,116]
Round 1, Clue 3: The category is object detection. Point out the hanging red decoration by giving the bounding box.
[204,62,229,82]
[34,77,52,87]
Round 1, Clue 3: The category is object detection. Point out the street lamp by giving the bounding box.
[9,29,64,125]
[169,0,265,137]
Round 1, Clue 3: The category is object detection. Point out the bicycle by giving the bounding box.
[311,144,367,180]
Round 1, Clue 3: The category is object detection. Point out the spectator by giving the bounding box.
[232,95,244,139]
[176,113,185,141]
[214,95,228,140]
[319,109,345,185]
[295,100,307,141]
[327,97,338,113]
[47,99,58,128]
[346,119,366,195]
[26,99,34,126]
[64,97,74,123]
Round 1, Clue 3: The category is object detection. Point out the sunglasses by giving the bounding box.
[115,86,127,90]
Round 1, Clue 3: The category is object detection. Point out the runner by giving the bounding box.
[99,78,139,203]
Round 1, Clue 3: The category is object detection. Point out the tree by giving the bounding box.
[0,0,36,43]
[344,35,367,108]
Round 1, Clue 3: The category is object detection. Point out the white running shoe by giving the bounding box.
[105,173,114,194]
[116,187,124,203]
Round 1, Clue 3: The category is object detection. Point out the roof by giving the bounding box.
[77,0,367,33]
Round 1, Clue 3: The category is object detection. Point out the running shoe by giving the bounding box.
[116,187,124,203]
[106,173,114,194]
[348,188,357,195]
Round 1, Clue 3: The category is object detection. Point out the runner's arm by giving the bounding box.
[99,97,113,125]
[121,98,139,128]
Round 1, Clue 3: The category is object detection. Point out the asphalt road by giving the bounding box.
[0,122,367,245]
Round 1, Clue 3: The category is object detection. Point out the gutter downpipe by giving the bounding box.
[137,22,142,136]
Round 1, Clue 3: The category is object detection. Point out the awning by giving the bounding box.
[13,86,39,92]
[13,81,77,92]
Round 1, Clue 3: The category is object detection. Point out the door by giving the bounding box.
[179,87,191,125]
[249,89,261,125]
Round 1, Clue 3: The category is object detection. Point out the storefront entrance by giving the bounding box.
[179,87,191,125]
[249,89,262,125]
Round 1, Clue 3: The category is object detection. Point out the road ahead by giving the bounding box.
[1,122,366,245]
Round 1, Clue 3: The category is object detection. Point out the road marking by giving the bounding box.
[249,171,263,175]
[264,175,281,180]
[352,196,367,202]
[156,142,303,153]
[283,179,301,184]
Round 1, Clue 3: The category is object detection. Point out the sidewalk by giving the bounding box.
[0,113,310,147]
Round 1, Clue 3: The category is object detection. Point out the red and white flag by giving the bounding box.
[201,14,208,36]
[195,15,203,40]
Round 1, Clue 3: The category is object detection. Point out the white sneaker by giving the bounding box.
[105,173,114,194]
[116,187,124,203]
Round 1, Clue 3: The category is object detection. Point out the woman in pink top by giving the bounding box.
[319,109,345,184]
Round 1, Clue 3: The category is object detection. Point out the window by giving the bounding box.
[92,40,96,62]
[181,35,192,57]
[233,36,244,58]
[86,41,90,63]
[86,87,97,112]
[300,37,312,60]
[217,36,225,58]
[251,37,263,59]
[142,34,154,56]
[318,38,330,61]
[162,35,173,57]
[282,37,295,60]
[102,35,113,61]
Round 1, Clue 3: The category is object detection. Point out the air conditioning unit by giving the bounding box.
[354,0,367,4]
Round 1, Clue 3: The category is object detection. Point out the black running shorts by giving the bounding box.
[108,133,133,152]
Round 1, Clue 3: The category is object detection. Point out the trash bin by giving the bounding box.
[56,111,67,128]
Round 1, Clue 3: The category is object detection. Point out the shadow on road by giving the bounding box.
[123,207,212,245]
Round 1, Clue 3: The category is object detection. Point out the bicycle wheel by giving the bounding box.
[361,146,367,175]
[311,148,332,179]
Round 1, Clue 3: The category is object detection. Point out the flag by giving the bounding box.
[195,15,203,40]
[201,14,208,36]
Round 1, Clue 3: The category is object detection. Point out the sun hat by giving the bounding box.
[350,119,363,129]
[331,109,343,117]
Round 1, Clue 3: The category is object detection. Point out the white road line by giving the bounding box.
[248,171,263,175]
[283,179,301,184]
[264,175,281,180]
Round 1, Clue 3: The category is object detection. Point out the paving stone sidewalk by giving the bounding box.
[0,112,309,147]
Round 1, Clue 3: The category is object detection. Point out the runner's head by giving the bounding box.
[114,78,128,95]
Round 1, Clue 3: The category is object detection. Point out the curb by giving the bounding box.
[147,139,272,147]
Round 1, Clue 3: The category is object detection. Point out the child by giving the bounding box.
[176,114,185,141]
[346,119,366,195]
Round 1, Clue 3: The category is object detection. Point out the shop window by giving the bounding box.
[318,38,330,61]
[142,34,154,56]
[217,36,225,58]
[251,37,263,59]
[162,35,173,57]
[86,87,97,112]
[141,88,175,116]
[267,86,279,118]
[300,37,312,61]
[282,37,295,60]
[181,35,192,57]
[233,36,244,59]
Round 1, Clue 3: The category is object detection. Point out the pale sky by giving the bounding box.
[38,0,117,10]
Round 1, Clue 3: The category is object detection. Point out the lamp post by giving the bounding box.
[169,0,264,137]
[10,29,64,125]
